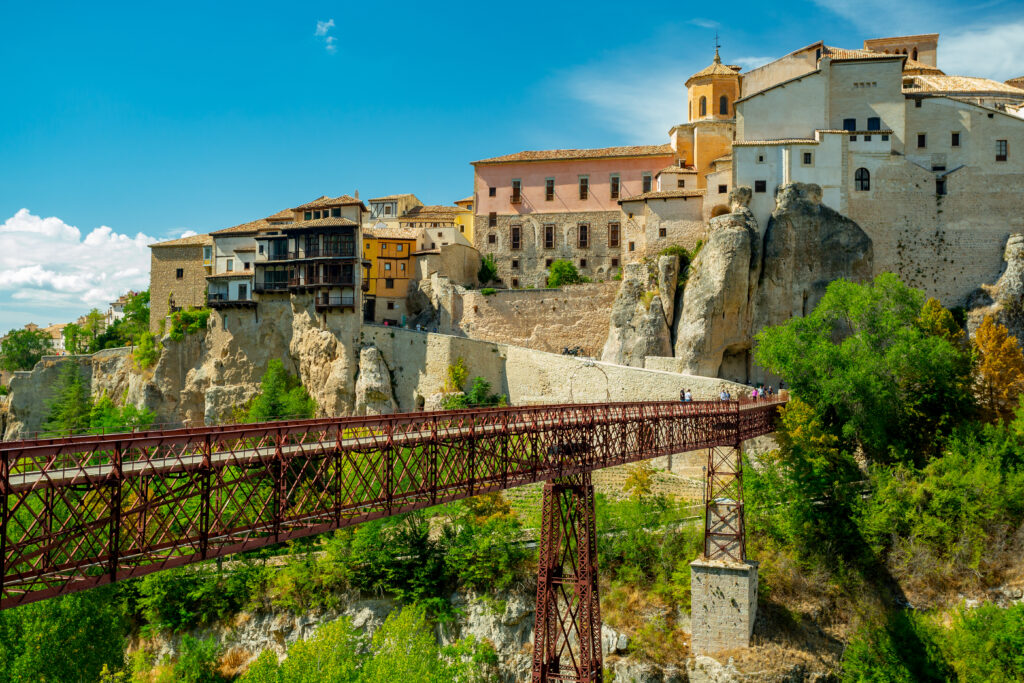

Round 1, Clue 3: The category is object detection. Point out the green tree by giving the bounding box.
[547,259,583,287]
[0,328,53,371]
[88,394,155,434]
[123,290,151,332]
[247,360,316,422]
[42,362,93,436]
[755,273,974,464]
[361,605,452,683]
[133,332,161,370]
[477,254,498,285]
[62,323,87,355]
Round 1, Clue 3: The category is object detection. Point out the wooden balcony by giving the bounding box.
[315,294,356,312]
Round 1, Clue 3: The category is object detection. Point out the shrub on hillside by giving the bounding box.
[247,359,316,422]
[477,254,498,285]
[168,308,211,342]
[547,259,583,287]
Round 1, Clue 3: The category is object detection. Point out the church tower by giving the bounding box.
[685,47,741,122]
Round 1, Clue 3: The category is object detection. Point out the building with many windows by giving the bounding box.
[361,226,418,324]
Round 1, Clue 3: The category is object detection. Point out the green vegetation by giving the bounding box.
[547,259,584,287]
[169,307,211,342]
[0,328,52,371]
[477,254,498,285]
[133,331,161,370]
[442,376,506,410]
[480,287,497,296]
[42,362,155,436]
[246,360,316,422]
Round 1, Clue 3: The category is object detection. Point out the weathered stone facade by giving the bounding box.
[149,235,212,333]
[621,193,706,263]
[690,559,759,656]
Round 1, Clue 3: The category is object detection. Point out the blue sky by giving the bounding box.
[1,0,1022,330]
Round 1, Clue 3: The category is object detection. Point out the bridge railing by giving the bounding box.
[0,399,784,609]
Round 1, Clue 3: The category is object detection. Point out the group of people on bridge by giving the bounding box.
[679,380,784,403]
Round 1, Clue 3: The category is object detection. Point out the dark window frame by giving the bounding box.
[754,180,767,193]
[579,176,589,200]
[608,222,620,248]
[854,167,870,191]
[578,223,589,249]
[510,224,521,250]
[545,178,555,201]
[544,224,555,249]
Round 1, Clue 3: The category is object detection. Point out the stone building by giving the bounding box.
[366,194,423,229]
[149,233,213,333]
[731,37,1024,304]
[206,218,268,311]
[471,145,676,287]
[400,205,472,251]
[362,226,418,324]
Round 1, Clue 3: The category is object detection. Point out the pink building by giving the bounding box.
[472,145,677,287]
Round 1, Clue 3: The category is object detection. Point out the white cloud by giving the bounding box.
[942,21,1024,81]
[0,209,158,326]
[688,18,720,29]
[315,19,337,52]
[563,66,688,141]
[731,55,775,71]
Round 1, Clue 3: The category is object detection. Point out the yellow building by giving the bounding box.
[453,196,475,244]
[361,226,418,324]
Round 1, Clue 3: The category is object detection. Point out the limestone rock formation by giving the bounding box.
[354,345,398,415]
[673,188,761,379]
[601,263,673,367]
[753,182,873,334]
[967,233,1024,340]
[657,254,680,326]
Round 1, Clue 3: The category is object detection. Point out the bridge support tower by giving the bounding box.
[690,442,758,655]
[531,472,603,683]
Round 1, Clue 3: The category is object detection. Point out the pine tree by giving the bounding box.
[42,363,93,436]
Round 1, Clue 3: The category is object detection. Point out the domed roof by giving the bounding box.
[685,49,741,86]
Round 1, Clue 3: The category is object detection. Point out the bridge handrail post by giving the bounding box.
[0,448,8,595]
[199,434,212,560]
[384,419,394,516]
[273,429,284,544]
[429,415,438,505]
[108,440,123,584]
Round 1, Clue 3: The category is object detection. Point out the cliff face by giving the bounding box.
[601,262,676,367]
[672,183,874,383]
[967,233,1024,340]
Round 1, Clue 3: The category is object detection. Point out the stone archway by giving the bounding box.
[568,361,610,403]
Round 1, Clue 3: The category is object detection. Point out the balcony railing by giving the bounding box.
[287,248,357,260]
[289,274,357,288]
[315,294,356,310]
[510,193,523,204]
[208,292,256,307]
[264,251,291,262]
[254,280,289,293]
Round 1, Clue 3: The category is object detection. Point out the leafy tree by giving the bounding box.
[547,259,583,287]
[941,603,1024,682]
[361,605,457,683]
[755,273,974,464]
[62,323,87,355]
[841,610,951,683]
[133,332,161,370]
[477,254,498,285]
[247,360,316,422]
[442,377,506,410]
[622,461,655,500]
[43,362,93,436]
[123,290,150,331]
[0,328,52,371]
[917,297,964,345]
[0,585,126,683]
[89,394,155,434]
[444,357,469,393]
[973,315,1024,420]
[168,308,211,342]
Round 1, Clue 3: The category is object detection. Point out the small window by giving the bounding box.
[511,278,519,288]
[258,244,264,254]
[611,257,619,267]
[511,225,521,250]
[997,139,1008,162]
[850,135,857,142]
[915,99,922,108]
[608,222,620,247]
[203,246,212,260]
[677,178,686,188]
[399,263,405,272]
[754,180,767,193]
[936,178,947,195]
[917,133,927,148]
[544,224,555,249]
[331,208,341,217]
[659,227,667,237]
[881,134,890,141]
[642,172,653,193]
[387,301,395,310]
[699,96,707,117]
[384,262,391,271]
[855,167,870,191]
[718,184,728,194]
[951,132,960,147]
[488,187,496,197]
[226,259,233,272]
[511,179,522,203]
[385,278,395,288]
[610,174,620,199]
[757,154,765,163]
[628,241,635,252]
[545,178,555,201]
[719,95,728,116]
[864,135,872,142]
[802,152,813,165]
[176,268,184,279]
[579,259,587,268]
[488,212,497,227]
[243,262,250,270]
[511,259,519,269]
[313,210,321,219]
[545,259,553,267]
[579,176,589,200]
[384,205,392,215]
[578,223,589,248]
[867,117,881,131]
[397,244,403,252]
[488,233,496,244]
[460,225,464,232]
[843,118,856,132]
[304,211,312,220]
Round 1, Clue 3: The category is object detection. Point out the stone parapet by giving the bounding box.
[690,559,758,655]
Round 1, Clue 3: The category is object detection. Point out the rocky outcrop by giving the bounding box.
[967,233,1024,340]
[672,183,874,383]
[354,345,397,415]
[753,182,873,335]
[601,264,673,367]
[658,255,680,326]
[674,188,761,379]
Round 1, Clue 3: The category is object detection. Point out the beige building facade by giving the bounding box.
[149,233,214,333]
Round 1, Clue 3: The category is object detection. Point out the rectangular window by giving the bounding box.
[226,259,233,272]
[545,178,555,201]
[384,262,391,271]
[511,179,522,203]
[718,184,728,194]
[579,176,589,200]
[915,99,922,108]
[917,133,927,148]
[203,246,212,261]
[611,257,619,267]
[677,178,686,188]
[882,134,890,141]
[384,205,392,215]
[628,241,635,252]
[488,233,496,244]
[579,259,587,268]
[754,180,767,193]
[951,132,960,147]
[511,225,521,250]
[313,210,321,219]
[387,301,395,310]
[544,224,555,249]
[610,174,620,199]
[843,118,856,132]
[546,259,553,267]
[488,187,496,197]
[397,244,403,252]
[243,262,250,270]
[802,152,813,165]
[642,172,653,193]
[608,222,620,248]
[867,116,881,131]
[511,259,519,269]
[304,211,312,220]
[850,135,857,142]
[659,227,667,237]
[936,178,947,195]
[331,208,341,217]
[488,212,497,227]
[578,224,589,248]
[385,278,395,288]
[997,139,1008,161]
[176,268,184,279]
[864,135,872,142]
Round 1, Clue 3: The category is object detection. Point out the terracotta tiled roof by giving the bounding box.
[150,233,212,248]
[265,209,295,221]
[656,165,697,175]
[367,193,418,202]
[824,46,900,61]
[1007,76,1024,89]
[206,271,255,279]
[281,217,359,231]
[620,189,706,203]
[399,205,461,221]
[733,138,819,146]
[211,218,269,236]
[364,226,420,240]
[686,50,741,86]
[473,144,674,164]
[903,59,944,75]
[903,74,1024,96]
[454,196,474,205]
[292,195,366,211]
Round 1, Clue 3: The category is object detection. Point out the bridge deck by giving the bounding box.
[0,399,783,609]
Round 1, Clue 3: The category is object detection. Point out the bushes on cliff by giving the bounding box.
[477,254,498,286]
[132,331,161,370]
[247,359,316,422]
[547,259,583,287]
[168,307,211,342]
[42,363,155,436]
[0,327,52,372]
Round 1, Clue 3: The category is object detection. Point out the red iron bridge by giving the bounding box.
[0,398,783,682]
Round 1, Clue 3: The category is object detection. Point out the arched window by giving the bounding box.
[699,96,707,117]
[912,47,918,60]
[719,95,729,115]
[855,167,870,191]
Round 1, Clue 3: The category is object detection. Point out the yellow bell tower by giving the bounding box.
[685,48,741,123]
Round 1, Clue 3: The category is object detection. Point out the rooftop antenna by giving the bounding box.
[714,32,722,62]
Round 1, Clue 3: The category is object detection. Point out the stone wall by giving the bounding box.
[150,241,211,333]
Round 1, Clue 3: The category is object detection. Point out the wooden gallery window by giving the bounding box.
[545,178,555,201]
[510,225,521,250]
[578,176,589,200]
[608,222,620,248]
[578,223,589,248]
[544,224,555,249]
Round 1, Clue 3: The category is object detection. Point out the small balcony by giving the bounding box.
[254,279,289,293]
[289,273,356,288]
[315,294,356,311]
[510,193,523,205]
[208,292,257,309]
[264,251,291,263]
